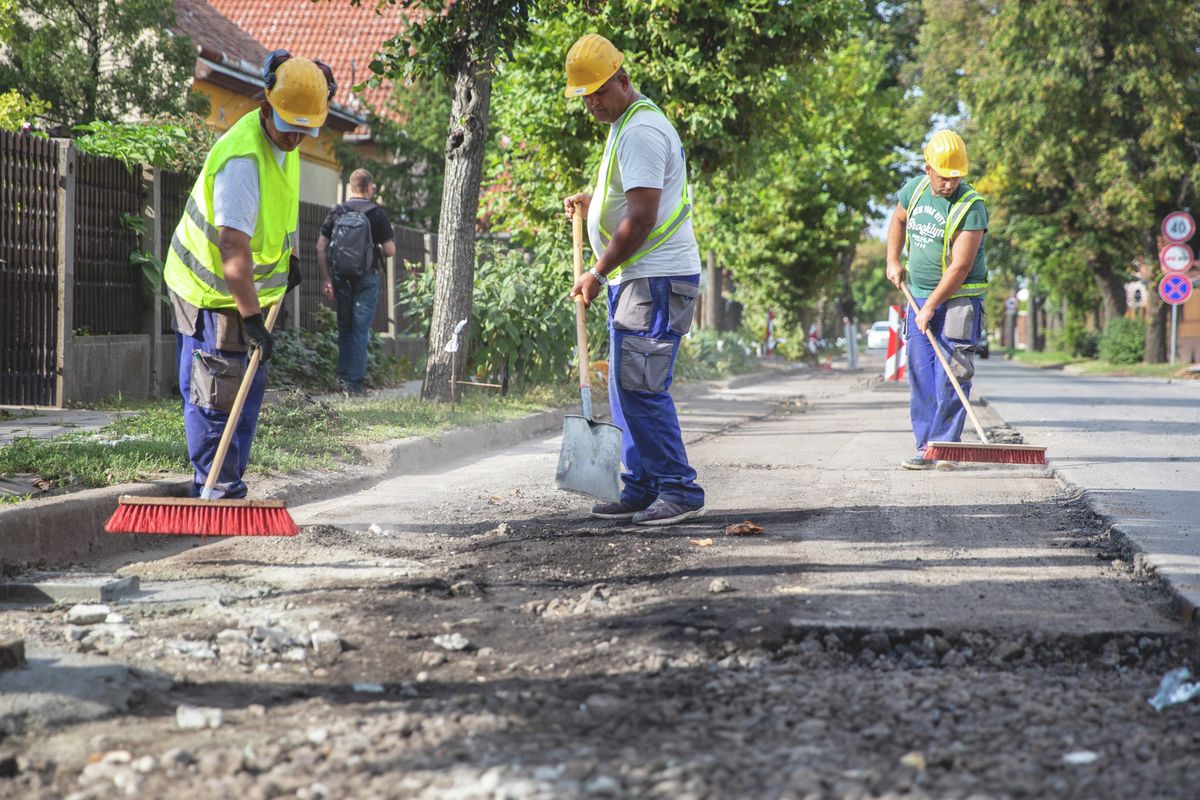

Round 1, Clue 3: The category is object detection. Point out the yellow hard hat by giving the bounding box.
[564,34,624,98]
[265,56,331,130]
[924,130,969,178]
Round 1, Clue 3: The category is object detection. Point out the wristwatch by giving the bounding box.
[589,267,607,285]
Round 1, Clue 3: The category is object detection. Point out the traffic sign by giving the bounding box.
[1159,242,1193,273]
[1162,211,1196,243]
[1159,273,1193,306]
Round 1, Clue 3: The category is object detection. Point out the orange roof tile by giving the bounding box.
[206,0,411,120]
[174,0,267,69]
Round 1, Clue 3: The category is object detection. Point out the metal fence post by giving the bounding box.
[142,165,162,396]
[704,251,721,331]
[54,140,75,408]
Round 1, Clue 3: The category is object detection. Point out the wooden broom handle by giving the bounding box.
[572,203,590,391]
[900,283,990,445]
[201,301,283,498]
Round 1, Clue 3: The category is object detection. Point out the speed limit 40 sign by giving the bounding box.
[1162,211,1195,243]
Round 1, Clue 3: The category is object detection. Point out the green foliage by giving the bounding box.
[334,77,451,229]
[73,114,216,180]
[1053,315,1101,359]
[674,330,758,382]
[396,237,607,388]
[0,0,199,134]
[1099,317,1145,365]
[271,308,401,391]
[0,90,49,133]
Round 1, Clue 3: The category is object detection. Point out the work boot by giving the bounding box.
[900,457,936,470]
[632,498,707,527]
[590,500,647,520]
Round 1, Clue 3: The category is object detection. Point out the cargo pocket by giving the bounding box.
[613,278,654,331]
[619,336,674,393]
[668,280,700,335]
[212,309,249,352]
[189,351,246,413]
[943,298,978,380]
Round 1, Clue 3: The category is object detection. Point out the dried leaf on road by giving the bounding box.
[725,521,764,536]
[689,538,715,547]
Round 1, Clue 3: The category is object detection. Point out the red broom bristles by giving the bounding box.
[923,442,1047,465]
[105,499,299,536]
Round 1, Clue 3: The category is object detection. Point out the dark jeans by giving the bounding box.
[332,271,380,393]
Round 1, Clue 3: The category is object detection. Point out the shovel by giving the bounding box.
[555,203,623,501]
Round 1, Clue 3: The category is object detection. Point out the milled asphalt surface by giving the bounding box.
[974,360,1200,622]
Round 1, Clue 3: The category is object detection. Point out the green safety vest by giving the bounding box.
[594,98,692,274]
[163,110,298,310]
[904,175,987,299]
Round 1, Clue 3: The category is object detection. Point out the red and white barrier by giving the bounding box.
[884,304,907,381]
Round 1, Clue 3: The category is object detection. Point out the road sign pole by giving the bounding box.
[1170,303,1178,367]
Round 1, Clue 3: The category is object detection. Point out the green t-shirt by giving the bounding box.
[897,175,988,297]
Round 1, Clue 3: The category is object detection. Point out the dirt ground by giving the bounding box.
[1,368,1197,799]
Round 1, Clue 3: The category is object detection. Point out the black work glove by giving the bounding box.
[242,313,273,363]
[288,254,302,291]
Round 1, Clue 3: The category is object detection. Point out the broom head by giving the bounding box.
[105,495,299,536]
[923,441,1046,465]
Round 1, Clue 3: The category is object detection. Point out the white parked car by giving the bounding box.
[866,320,892,350]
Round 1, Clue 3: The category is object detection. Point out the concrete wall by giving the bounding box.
[63,335,154,405]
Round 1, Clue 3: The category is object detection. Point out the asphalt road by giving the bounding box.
[2,364,1197,799]
[975,359,1200,619]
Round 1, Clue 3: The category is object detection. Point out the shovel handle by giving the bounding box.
[901,283,990,445]
[572,203,590,391]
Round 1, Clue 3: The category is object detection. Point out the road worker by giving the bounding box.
[563,33,706,526]
[163,51,334,497]
[886,130,989,469]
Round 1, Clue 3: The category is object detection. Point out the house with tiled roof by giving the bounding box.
[205,0,412,125]
[173,0,367,204]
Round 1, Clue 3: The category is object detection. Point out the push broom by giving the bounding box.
[901,284,1046,466]
[105,301,299,536]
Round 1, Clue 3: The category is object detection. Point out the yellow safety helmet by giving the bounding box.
[924,130,969,178]
[564,34,624,98]
[264,55,333,130]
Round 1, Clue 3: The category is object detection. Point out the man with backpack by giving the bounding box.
[317,168,396,395]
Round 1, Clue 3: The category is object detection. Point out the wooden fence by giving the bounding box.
[2,130,438,406]
[0,131,60,407]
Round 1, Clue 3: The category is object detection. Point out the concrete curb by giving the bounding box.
[0,368,788,571]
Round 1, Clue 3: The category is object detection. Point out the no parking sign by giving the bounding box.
[1159,273,1192,306]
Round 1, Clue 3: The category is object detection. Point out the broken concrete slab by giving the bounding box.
[0,639,24,671]
[0,647,170,735]
[0,573,139,604]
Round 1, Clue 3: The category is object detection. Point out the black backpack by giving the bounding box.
[328,202,376,278]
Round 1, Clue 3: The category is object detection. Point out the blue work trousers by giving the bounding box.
[607,275,704,509]
[176,310,267,499]
[333,270,380,394]
[905,295,984,454]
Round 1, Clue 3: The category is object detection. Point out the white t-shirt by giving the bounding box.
[212,140,286,237]
[586,99,701,282]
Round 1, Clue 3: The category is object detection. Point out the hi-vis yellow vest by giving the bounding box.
[904,175,987,299]
[593,98,692,274]
[163,110,298,309]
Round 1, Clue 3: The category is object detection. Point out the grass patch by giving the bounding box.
[1010,350,1199,379]
[340,383,580,442]
[0,383,582,498]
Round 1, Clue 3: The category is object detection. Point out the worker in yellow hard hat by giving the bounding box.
[562,33,706,527]
[162,50,334,498]
[885,129,989,470]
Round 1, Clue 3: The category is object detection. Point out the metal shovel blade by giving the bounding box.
[556,415,622,501]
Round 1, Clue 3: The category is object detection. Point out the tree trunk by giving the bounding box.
[1142,230,1168,363]
[1091,259,1127,327]
[421,48,495,402]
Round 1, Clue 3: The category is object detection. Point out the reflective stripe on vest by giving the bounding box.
[594,98,692,274]
[163,110,299,310]
[904,175,987,299]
